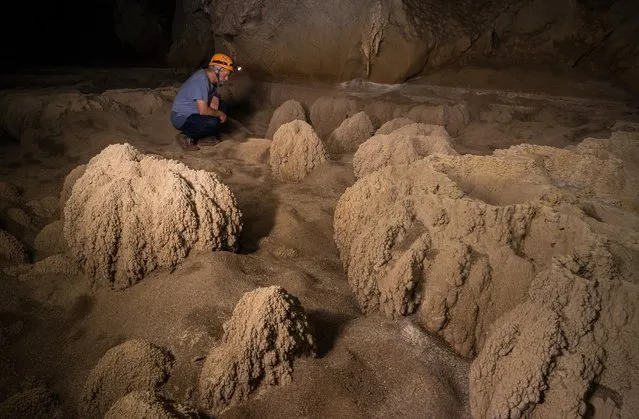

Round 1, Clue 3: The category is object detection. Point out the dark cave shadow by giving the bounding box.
[234,185,279,255]
[306,310,355,358]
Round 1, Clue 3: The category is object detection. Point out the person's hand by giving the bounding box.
[218,111,227,123]
[210,95,220,110]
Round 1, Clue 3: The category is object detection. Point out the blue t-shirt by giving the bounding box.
[171,69,217,129]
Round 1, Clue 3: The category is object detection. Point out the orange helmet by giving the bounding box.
[209,53,235,71]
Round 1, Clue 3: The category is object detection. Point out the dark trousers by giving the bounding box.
[180,101,229,139]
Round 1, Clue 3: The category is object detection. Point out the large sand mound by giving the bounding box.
[199,285,316,414]
[269,120,329,182]
[63,143,242,289]
[334,133,639,415]
[78,339,174,418]
[309,96,359,140]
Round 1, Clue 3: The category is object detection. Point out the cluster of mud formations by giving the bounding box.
[1,86,637,418]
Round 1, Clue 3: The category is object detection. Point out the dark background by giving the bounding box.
[1,0,174,70]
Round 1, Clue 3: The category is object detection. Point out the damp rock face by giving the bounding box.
[63,143,242,290]
[78,339,174,418]
[353,123,457,179]
[266,99,307,139]
[325,111,374,154]
[269,120,329,182]
[199,286,316,414]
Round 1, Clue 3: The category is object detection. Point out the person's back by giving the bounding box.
[171,69,216,130]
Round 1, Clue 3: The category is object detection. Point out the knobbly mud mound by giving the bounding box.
[353,123,457,179]
[63,143,242,290]
[471,255,638,418]
[79,339,174,418]
[25,196,59,220]
[199,286,316,414]
[334,131,639,416]
[375,117,414,135]
[325,111,374,154]
[309,96,359,140]
[33,220,66,255]
[0,386,63,419]
[334,137,636,357]
[269,120,329,182]
[105,391,198,419]
[0,181,22,205]
[407,103,470,136]
[0,229,28,263]
[266,99,307,139]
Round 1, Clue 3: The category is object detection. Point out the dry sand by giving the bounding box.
[0,67,637,418]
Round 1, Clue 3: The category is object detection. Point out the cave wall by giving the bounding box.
[105,0,639,93]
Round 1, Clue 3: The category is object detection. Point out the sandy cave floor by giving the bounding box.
[0,66,638,418]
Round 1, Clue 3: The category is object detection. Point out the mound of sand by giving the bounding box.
[334,132,639,416]
[374,117,414,135]
[309,96,359,140]
[407,103,469,136]
[353,123,457,179]
[63,143,242,290]
[0,229,28,263]
[0,386,62,419]
[25,196,59,220]
[199,286,316,414]
[269,120,329,182]
[79,339,174,418]
[325,111,374,154]
[34,220,67,255]
[266,99,307,139]
[471,253,637,418]
[105,391,197,419]
[0,181,22,205]
[335,137,636,356]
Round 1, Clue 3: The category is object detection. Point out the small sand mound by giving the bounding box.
[266,99,307,139]
[199,286,316,414]
[6,208,32,228]
[353,123,457,179]
[325,111,374,154]
[34,221,67,254]
[0,386,62,419]
[0,181,22,204]
[79,339,174,418]
[362,101,405,129]
[0,229,29,263]
[269,120,329,182]
[26,196,59,219]
[63,143,242,289]
[105,391,197,419]
[407,103,469,136]
[309,96,359,140]
[374,117,414,135]
[17,254,80,282]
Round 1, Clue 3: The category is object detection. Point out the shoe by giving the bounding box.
[175,133,199,151]
[196,135,220,147]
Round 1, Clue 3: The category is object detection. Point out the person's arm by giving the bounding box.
[196,99,227,122]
